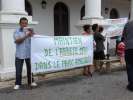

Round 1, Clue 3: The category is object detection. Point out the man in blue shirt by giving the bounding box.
[14,17,37,90]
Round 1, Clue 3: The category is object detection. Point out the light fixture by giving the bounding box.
[105,8,109,14]
[41,0,47,9]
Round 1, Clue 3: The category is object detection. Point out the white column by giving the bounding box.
[1,0,27,15]
[84,0,102,19]
[130,0,133,20]
[0,0,38,80]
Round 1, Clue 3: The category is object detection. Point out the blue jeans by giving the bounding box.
[15,58,34,85]
[125,49,133,86]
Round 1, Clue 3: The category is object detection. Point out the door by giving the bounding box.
[54,2,69,36]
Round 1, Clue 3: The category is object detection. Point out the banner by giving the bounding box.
[31,35,93,74]
[104,18,128,37]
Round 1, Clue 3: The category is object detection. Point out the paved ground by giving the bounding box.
[0,71,133,100]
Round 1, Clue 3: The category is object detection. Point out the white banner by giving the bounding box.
[104,18,128,37]
[31,35,93,74]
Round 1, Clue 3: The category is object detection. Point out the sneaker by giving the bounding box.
[14,85,20,90]
[31,82,37,87]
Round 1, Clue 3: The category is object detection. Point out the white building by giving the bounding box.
[0,0,132,80]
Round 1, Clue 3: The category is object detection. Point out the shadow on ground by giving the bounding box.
[0,75,89,94]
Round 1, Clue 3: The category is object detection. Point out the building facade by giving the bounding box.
[0,0,132,80]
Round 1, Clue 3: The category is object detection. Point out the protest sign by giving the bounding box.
[104,18,128,37]
[31,35,93,73]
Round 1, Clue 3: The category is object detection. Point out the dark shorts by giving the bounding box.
[94,51,105,60]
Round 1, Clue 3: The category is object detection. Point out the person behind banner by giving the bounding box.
[115,36,121,55]
[82,25,94,77]
[13,17,37,90]
[116,37,126,67]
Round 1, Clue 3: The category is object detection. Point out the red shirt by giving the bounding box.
[117,42,125,54]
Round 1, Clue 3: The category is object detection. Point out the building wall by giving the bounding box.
[28,0,130,36]
[102,0,130,18]
[0,28,2,65]
[28,0,84,36]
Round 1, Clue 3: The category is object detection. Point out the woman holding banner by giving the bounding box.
[82,25,94,77]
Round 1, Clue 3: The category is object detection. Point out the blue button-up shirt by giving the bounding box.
[14,28,31,59]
